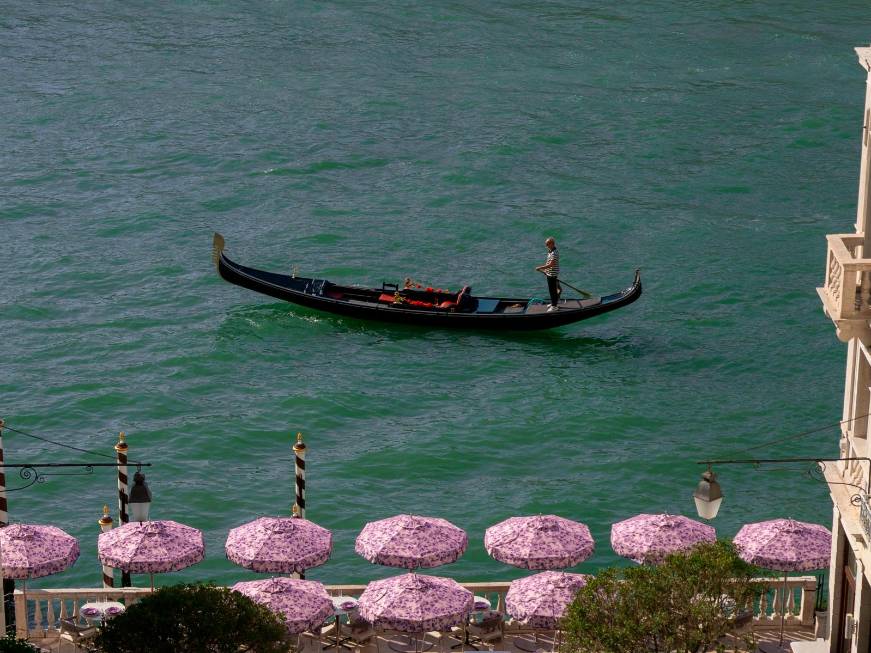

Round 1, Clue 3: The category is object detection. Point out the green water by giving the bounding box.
[1,1,866,588]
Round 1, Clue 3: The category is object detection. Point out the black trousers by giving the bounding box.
[546,275,561,306]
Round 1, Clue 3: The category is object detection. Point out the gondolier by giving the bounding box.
[535,237,562,311]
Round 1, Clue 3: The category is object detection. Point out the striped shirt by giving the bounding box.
[545,248,560,277]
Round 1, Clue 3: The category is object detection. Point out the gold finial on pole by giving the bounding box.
[293,432,306,453]
[98,505,113,528]
[114,431,127,453]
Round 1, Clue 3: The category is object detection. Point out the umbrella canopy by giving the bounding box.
[610,513,716,565]
[0,524,79,579]
[357,572,473,633]
[733,518,831,571]
[355,514,467,569]
[484,515,594,570]
[226,516,332,574]
[232,577,333,634]
[505,571,590,629]
[98,520,204,573]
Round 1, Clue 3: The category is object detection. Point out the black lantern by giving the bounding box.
[693,468,722,520]
[128,470,152,522]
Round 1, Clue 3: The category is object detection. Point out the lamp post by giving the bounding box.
[692,456,871,519]
[128,470,152,522]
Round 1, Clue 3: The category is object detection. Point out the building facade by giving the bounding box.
[818,45,871,653]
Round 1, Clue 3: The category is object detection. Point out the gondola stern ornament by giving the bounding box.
[212,232,226,267]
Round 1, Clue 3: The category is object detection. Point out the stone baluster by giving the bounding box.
[800,579,817,626]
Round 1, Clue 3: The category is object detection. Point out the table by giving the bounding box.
[323,596,358,650]
[80,601,125,626]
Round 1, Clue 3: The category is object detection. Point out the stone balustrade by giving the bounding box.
[820,233,871,339]
[16,576,818,646]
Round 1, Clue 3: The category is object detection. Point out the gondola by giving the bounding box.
[213,233,641,331]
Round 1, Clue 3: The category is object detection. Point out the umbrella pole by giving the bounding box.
[21,580,26,639]
[778,572,787,647]
[150,573,154,592]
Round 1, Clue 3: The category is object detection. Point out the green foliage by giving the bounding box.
[0,634,41,652]
[561,540,765,653]
[94,583,293,653]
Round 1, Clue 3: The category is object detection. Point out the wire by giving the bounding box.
[739,412,871,455]
[2,425,121,461]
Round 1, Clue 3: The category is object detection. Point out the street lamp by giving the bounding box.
[693,467,723,520]
[691,456,871,519]
[128,470,152,522]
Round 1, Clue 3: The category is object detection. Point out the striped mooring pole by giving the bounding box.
[114,432,131,587]
[293,432,306,520]
[98,505,114,588]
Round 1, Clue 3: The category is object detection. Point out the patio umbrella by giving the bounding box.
[733,518,831,651]
[225,516,332,574]
[610,513,716,565]
[232,577,333,634]
[484,515,594,570]
[98,519,204,589]
[505,570,590,629]
[0,523,79,580]
[0,523,80,636]
[355,514,467,569]
[357,572,474,633]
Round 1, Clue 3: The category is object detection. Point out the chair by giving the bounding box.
[346,616,375,651]
[57,617,98,652]
[467,611,503,649]
[726,608,754,653]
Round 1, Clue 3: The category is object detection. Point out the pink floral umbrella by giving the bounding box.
[357,572,473,633]
[484,515,594,570]
[505,571,591,629]
[0,524,80,637]
[733,519,831,571]
[98,520,204,588]
[225,516,332,574]
[232,577,333,634]
[355,514,467,569]
[733,518,832,649]
[610,513,716,565]
[0,524,79,579]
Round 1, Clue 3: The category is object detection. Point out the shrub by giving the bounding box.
[0,634,41,652]
[562,540,765,653]
[94,583,293,653]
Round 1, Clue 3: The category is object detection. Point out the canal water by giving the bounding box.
[2,1,867,588]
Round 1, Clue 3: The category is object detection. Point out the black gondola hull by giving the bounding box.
[214,235,641,331]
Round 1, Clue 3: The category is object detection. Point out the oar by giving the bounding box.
[537,270,593,298]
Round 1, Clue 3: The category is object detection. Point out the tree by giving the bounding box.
[94,583,293,653]
[561,540,765,653]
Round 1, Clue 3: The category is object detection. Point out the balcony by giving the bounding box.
[15,578,820,651]
[818,233,871,341]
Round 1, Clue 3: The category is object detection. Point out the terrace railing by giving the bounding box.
[16,576,818,645]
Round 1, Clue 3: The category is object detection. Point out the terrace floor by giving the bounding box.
[33,623,820,653]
